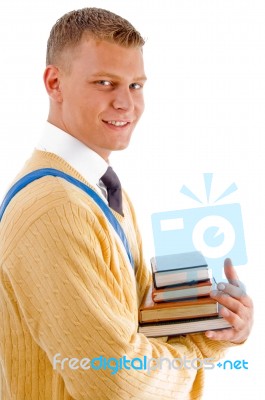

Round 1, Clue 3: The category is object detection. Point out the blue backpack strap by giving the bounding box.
[0,168,134,269]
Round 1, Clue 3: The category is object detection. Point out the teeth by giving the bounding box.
[107,121,128,126]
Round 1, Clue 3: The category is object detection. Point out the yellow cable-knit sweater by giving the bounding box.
[0,150,235,400]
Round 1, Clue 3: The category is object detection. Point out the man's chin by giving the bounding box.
[111,140,131,152]
[115,144,130,151]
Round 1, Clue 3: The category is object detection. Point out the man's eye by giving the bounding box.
[97,80,112,86]
[130,83,142,90]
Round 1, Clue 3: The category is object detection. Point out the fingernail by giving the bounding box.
[205,332,214,338]
[224,258,232,267]
[217,283,226,291]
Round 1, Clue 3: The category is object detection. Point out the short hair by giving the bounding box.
[46,7,145,66]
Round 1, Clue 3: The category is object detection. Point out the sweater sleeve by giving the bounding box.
[1,196,232,400]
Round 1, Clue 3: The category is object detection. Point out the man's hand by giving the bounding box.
[205,258,253,344]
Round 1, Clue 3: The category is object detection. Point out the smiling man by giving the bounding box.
[45,36,146,159]
[0,7,253,400]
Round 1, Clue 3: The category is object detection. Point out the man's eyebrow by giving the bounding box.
[91,72,147,81]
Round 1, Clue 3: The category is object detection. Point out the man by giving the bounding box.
[0,7,253,400]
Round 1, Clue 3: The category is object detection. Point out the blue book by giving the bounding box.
[151,251,209,288]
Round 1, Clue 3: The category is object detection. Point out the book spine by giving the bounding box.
[152,271,159,289]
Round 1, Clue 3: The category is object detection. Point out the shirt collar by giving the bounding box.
[36,122,109,188]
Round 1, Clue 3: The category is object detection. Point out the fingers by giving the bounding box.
[206,258,253,344]
[205,328,236,342]
[205,302,251,342]
[210,282,252,308]
[224,258,241,287]
[205,299,253,343]
[223,258,247,293]
[218,282,244,299]
[219,306,244,329]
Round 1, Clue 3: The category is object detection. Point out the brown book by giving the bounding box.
[152,279,215,303]
[138,315,231,337]
[139,285,218,323]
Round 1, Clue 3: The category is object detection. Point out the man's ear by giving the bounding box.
[43,65,63,102]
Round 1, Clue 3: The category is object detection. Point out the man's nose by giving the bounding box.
[112,87,134,112]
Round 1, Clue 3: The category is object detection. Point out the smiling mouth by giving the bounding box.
[103,120,130,127]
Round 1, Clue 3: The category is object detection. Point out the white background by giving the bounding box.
[0,0,264,398]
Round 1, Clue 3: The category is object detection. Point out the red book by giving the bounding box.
[152,279,215,303]
[139,285,218,324]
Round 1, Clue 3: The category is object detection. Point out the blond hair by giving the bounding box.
[46,7,145,66]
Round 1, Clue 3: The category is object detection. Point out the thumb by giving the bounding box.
[224,258,244,289]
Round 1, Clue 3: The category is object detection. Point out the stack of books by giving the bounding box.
[138,251,231,337]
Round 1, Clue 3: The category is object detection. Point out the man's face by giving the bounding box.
[55,38,146,160]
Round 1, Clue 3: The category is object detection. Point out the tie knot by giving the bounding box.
[101,167,121,190]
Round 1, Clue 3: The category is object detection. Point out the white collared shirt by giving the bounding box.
[36,122,109,199]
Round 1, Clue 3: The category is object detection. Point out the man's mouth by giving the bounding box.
[103,120,130,127]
